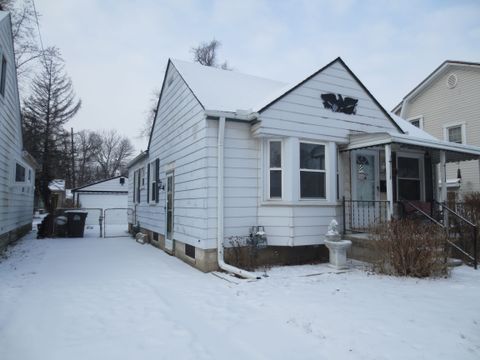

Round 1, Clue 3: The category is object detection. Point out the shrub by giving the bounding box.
[371,219,449,278]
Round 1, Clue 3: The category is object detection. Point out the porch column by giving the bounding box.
[385,144,394,219]
[440,150,447,203]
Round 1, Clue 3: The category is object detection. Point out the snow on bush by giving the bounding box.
[371,219,449,278]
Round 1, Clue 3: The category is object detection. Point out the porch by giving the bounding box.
[339,129,480,268]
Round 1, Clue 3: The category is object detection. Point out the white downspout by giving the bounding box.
[217,116,258,280]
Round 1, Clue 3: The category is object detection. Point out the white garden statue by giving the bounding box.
[324,219,351,269]
[327,219,339,236]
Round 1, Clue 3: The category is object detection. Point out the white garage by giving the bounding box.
[72,176,129,232]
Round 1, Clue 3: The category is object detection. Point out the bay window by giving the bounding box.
[300,142,326,199]
[268,140,282,199]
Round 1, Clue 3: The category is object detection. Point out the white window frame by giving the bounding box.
[396,152,425,201]
[267,139,283,200]
[140,167,145,189]
[407,115,423,129]
[299,140,328,200]
[443,122,466,144]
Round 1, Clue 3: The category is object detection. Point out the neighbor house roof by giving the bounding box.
[49,179,65,192]
[392,60,480,113]
[71,176,128,192]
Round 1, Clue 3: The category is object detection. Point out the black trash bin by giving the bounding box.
[65,210,88,237]
[54,215,68,237]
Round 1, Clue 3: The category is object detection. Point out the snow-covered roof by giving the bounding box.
[389,113,437,141]
[0,11,8,22]
[171,59,287,112]
[49,179,65,192]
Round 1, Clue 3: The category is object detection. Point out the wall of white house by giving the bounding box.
[0,14,34,238]
[130,63,209,248]
[252,60,400,140]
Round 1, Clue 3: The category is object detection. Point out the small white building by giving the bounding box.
[72,176,128,210]
[0,11,37,251]
[129,57,480,272]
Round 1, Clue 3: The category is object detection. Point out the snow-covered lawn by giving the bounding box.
[0,233,479,360]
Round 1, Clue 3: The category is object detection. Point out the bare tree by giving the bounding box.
[139,88,160,140]
[95,130,134,179]
[22,51,81,212]
[191,39,231,69]
[75,130,102,187]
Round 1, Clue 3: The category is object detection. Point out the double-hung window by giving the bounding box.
[444,123,466,144]
[300,142,326,199]
[15,163,26,182]
[268,140,282,199]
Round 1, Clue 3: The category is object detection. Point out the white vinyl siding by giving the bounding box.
[403,66,480,194]
[0,14,34,240]
[134,63,208,248]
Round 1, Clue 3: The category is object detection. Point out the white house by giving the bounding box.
[128,57,480,273]
[393,60,480,200]
[0,11,37,251]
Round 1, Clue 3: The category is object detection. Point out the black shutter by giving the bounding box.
[137,170,141,202]
[425,154,433,202]
[132,171,136,202]
[155,158,160,203]
[147,163,150,202]
[391,152,397,202]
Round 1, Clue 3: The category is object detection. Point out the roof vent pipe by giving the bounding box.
[217,116,258,280]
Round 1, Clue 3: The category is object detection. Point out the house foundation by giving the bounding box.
[0,223,32,252]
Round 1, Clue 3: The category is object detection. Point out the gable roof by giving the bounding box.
[170,59,286,112]
[148,57,404,150]
[71,176,128,192]
[393,60,480,113]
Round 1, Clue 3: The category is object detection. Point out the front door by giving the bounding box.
[165,173,174,252]
[351,150,380,229]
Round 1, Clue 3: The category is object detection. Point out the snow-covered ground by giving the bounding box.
[0,232,479,360]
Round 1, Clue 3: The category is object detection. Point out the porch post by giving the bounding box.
[385,144,393,219]
[440,151,447,203]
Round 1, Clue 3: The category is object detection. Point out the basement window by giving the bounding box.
[185,244,195,259]
[153,232,158,241]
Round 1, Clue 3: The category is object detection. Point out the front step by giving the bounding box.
[447,258,463,267]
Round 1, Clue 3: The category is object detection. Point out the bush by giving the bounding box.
[371,219,449,278]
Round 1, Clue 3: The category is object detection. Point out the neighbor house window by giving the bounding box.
[268,140,282,198]
[444,123,466,144]
[15,163,25,182]
[300,142,326,199]
[408,116,423,129]
[0,56,6,96]
[397,156,421,201]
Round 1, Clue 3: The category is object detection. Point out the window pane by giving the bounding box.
[270,170,282,198]
[410,119,420,128]
[398,179,421,200]
[398,157,419,178]
[448,126,462,143]
[269,141,281,168]
[300,143,325,170]
[15,164,25,182]
[300,171,326,198]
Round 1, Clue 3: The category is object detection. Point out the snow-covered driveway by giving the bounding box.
[0,234,479,360]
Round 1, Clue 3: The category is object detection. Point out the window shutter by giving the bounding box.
[133,171,136,202]
[155,158,160,203]
[147,163,150,202]
[137,170,141,203]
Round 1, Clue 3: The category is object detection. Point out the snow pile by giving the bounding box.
[0,234,479,360]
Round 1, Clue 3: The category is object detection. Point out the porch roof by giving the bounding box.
[342,131,480,163]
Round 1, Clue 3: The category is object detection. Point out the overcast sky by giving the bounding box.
[35,0,480,153]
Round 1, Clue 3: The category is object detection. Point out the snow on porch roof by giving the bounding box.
[171,59,287,112]
[344,114,480,162]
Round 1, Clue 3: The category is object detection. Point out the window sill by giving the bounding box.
[260,200,341,207]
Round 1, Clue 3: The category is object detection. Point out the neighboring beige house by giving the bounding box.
[393,60,480,200]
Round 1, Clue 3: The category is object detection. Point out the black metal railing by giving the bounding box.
[342,197,390,233]
[434,201,478,269]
